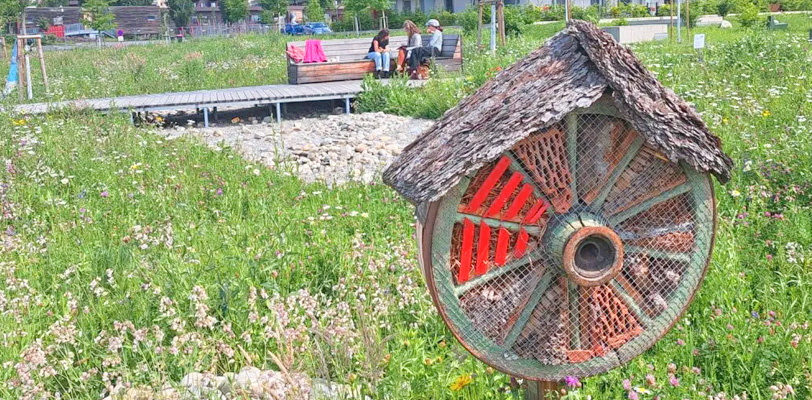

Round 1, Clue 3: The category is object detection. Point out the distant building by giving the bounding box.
[24,6,163,37]
[393,0,632,13]
[190,0,264,25]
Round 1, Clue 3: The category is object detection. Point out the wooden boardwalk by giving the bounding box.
[13,79,424,125]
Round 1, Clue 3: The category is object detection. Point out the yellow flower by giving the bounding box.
[762,109,771,117]
[424,358,433,366]
[635,387,652,395]
[12,119,25,126]
[450,374,473,391]
[722,117,729,124]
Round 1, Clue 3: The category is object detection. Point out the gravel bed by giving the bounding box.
[157,112,433,185]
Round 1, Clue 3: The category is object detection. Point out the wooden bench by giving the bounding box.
[767,15,787,30]
[285,35,462,84]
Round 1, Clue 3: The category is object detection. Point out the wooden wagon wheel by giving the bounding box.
[418,110,716,381]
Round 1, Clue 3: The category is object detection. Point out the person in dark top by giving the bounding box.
[366,29,391,79]
[407,19,443,79]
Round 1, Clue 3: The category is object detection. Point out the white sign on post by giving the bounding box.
[693,34,706,49]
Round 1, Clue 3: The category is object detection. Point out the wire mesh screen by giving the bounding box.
[423,109,715,380]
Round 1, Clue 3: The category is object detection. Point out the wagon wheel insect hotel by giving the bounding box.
[383,20,733,393]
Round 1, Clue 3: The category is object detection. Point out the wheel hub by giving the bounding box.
[544,212,624,287]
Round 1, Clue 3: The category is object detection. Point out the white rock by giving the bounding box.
[720,20,733,28]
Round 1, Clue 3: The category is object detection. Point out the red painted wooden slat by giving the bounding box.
[464,156,511,213]
[514,228,529,258]
[494,227,510,266]
[502,184,533,220]
[459,218,475,283]
[475,223,491,276]
[522,199,550,224]
[485,172,524,218]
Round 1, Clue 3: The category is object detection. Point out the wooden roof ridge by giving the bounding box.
[383,20,732,205]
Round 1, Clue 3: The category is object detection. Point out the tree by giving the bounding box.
[167,0,194,27]
[305,0,323,21]
[0,0,37,34]
[220,0,248,23]
[82,0,116,45]
[258,0,287,29]
[342,0,391,28]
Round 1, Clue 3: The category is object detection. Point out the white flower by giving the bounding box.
[730,190,741,197]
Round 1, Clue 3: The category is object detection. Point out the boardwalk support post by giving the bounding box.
[203,107,209,128]
[275,103,282,123]
[345,98,351,114]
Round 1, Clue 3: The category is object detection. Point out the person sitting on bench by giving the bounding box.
[396,20,422,75]
[367,29,391,79]
[408,19,443,79]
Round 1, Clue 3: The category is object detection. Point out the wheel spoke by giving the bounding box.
[502,269,556,349]
[608,182,692,226]
[567,281,581,350]
[625,246,692,264]
[455,212,543,235]
[454,247,545,297]
[610,278,653,327]
[588,136,645,209]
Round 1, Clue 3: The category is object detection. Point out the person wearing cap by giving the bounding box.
[407,19,443,79]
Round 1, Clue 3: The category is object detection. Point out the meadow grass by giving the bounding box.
[1,16,812,400]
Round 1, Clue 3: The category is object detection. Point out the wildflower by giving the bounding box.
[12,119,25,126]
[628,391,639,400]
[635,387,652,395]
[730,190,741,197]
[100,191,109,198]
[565,376,581,388]
[722,117,729,124]
[424,358,433,366]
[645,374,656,387]
[677,338,685,346]
[449,374,473,391]
[762,109,771,117]
[623,379,632,391]
[669,375,680,387]
[766,254,773,261]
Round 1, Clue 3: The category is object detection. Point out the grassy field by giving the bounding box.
[1,16,812,400]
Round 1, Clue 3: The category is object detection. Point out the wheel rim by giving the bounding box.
[421,110,716,380]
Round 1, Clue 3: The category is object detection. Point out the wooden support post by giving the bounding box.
[497,0,506,46]
[36,37,48,94]
[669,0,674,41]
[477,2,483,49]
[685,0,690,39]
[525,380,561,400]
[565,0,572,22]
[17,38,24,103]
[0,37,6,59]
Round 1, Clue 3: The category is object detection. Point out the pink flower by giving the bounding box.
[677,339,685,346]
[669,375,680,387]
[766,254,773,261]
[564,376,580,388]
[628,391,639,400]
[645,374,656,387]
[623,379,632,391]
[100,191,109,198]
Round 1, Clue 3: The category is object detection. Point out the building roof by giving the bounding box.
[382,20,733,205]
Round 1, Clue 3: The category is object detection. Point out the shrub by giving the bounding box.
[717,0,734,16]
[681,1,701,27]
[571,5,600,23]
[458,5,526,35]
[737,0,761,26]
[540,4,565,20]
[656,3,672,16]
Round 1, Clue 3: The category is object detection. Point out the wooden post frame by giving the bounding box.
[0,37,6,59]
[16,35,49,100]
[525,380,561,400]
[475,0,505,51]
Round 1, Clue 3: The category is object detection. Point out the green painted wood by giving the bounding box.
[625,246,692,264]
[590,136,645,210]
[608,182,693,226]
[502,270,556,349]
[568,280,581,349]
[455,212,543,236]
[610,279,653,327]
[566,113,578,198]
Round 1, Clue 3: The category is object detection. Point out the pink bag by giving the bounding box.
[303,39,327,63]
[286,44,305,63]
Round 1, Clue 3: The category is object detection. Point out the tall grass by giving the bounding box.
[0,16,811,400]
